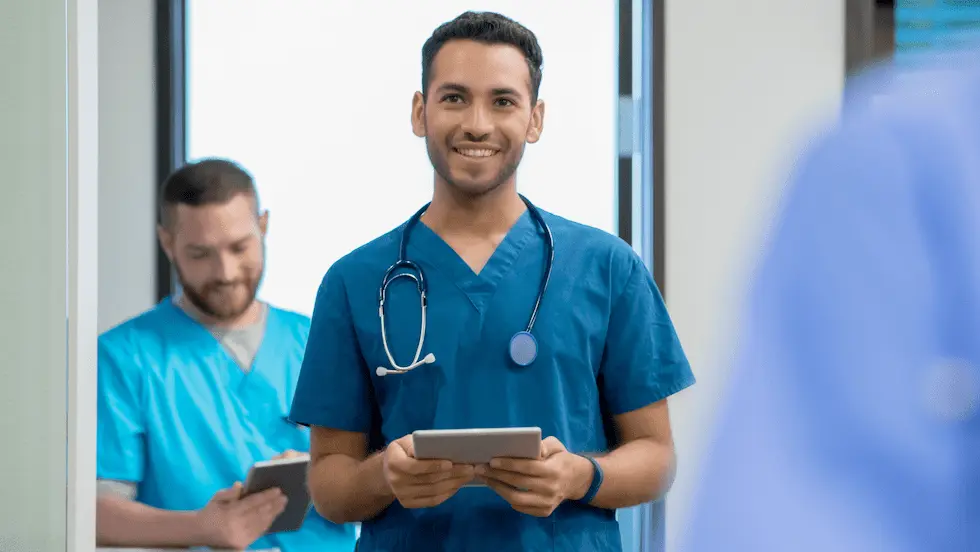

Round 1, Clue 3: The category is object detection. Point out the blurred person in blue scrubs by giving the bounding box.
[96,159,357,552]
[680,53,980,551]
[288,11,695,552]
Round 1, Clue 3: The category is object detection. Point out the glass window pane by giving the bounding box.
[186,0,618,315]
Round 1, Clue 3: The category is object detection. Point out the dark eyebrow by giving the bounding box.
[436,82,524,99]
[491,87,522,98]
[185,236,251,252]
[437,83,469,95]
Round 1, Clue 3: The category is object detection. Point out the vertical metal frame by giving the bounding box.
[618,0,665,293]
[619,0,667,549]
[641,0,668,545]
[650,0,666,294]
[154,0,186,301]
[847,0,878,75]
[68,0,99,549]
[618,0,635,247]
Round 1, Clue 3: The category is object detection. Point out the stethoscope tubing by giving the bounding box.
[377,195,554,374]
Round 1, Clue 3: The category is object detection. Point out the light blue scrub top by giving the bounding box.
[681,56,980,551]
[289,208,695,552]
[97,299,357,551]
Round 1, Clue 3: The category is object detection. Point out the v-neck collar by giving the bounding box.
[161,298,273,389]
[408,209,536,310]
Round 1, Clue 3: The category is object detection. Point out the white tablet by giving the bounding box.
[412,427,542,464]
[243,455,312,535]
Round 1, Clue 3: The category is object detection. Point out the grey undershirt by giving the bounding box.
[205,300,269,373]
[97,299,269,500]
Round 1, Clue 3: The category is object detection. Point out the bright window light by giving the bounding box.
[186,0,618,316]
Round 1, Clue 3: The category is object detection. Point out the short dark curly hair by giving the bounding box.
[421,11,544,102]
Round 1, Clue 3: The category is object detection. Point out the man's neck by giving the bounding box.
[175,294,264,330]
[422,180,526,237]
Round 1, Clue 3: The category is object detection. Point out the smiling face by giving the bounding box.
[158,193,268,322]
[412,39,545,199]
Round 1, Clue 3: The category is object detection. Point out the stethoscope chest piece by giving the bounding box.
[509,331,538,367]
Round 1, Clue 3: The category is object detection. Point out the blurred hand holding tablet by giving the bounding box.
[243,454,312,534]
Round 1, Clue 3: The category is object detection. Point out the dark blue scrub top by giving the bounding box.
[290,207,695,552]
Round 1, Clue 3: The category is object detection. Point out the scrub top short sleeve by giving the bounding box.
[290,264,374,433]
[600,258,695,416]
[97,335,146,483]
[96,301,358,552]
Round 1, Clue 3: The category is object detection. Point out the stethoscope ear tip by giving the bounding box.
[376,367,388,377]
[423,353,436,364]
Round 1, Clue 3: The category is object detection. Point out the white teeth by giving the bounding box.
[455,148,496,158]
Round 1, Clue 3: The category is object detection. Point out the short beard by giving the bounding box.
[425,136,524,199]
[173,261,260,322]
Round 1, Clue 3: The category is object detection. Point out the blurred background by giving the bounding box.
[5,0,976,550]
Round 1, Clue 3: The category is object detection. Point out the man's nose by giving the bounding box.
[213,252,238,282]
[461,106,493,140]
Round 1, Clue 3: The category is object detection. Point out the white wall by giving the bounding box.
[98,0,157,332]
[0,2,70,547]
[0,0,98,549]
[663,0,845,547]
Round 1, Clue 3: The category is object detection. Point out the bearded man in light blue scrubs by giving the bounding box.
[288,11,696,552]
[96,159,357,551]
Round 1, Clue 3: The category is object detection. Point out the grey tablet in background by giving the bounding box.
[243,455,312,534]
[412,427,542,464]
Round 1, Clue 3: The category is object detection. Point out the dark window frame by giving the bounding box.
[154,0,186,299]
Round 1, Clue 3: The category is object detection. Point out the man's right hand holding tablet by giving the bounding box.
[196,482,287,550]
[383,434,475,509]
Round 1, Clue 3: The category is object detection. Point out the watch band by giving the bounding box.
[578,454,603,504]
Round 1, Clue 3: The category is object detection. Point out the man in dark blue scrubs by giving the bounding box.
[289,11,696,551]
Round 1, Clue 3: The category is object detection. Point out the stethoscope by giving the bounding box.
[375,195,555,377]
